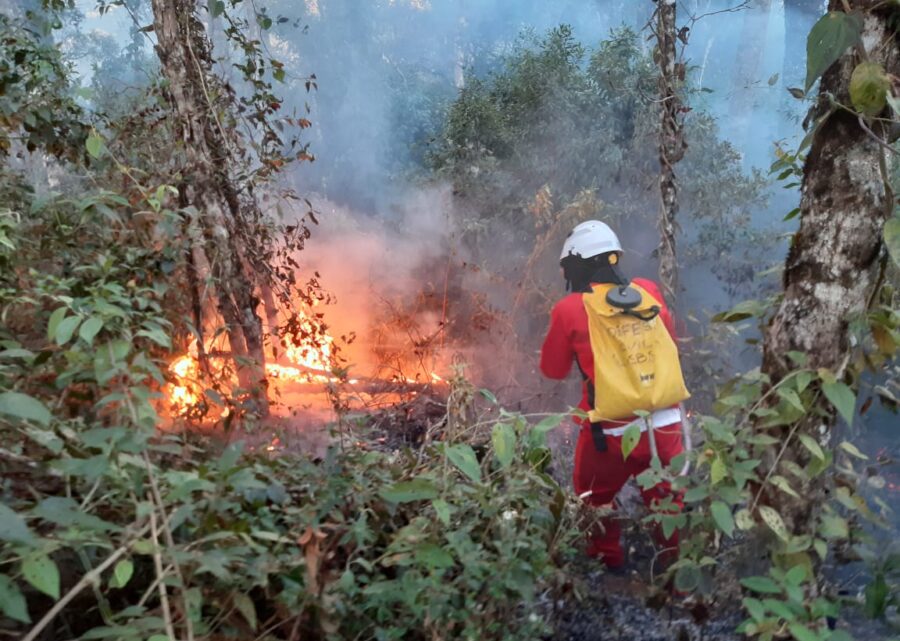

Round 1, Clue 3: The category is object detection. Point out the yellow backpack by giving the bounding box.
[582,282,690,422]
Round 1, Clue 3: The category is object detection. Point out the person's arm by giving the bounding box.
[540,303,575,380]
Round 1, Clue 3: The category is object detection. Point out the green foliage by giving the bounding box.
[1,381,574,640]
[666,345,898,639]
[0,13,88,159]
[805,11,863,93]
[430,26,767,295]
[849,62,891,118]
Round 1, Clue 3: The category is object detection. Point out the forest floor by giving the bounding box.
[544,485,743,641]
[543,490,898,641]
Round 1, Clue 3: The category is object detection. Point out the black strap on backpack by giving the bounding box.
[576,360,607,452]
[621,306,661,321]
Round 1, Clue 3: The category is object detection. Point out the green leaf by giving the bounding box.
[743,597,767,622]
[55,315,81,346]
[674,563,701,593]
[798,434,825,461]
[380,479,438,503]
[0,391,51,426]
[814,539,827,560]
[32,497,117,532]
[820,514,849,539]
[785,564,807,586]
[47,307,67,341]
[86,132,106,159]
[822,380,856,425]
[0,574,30,623]
[528,414,562,448]
[233,592,257,630]
[491,422,516,468]
[778,388,805,413]
[683,486,709,503]
[850,61,890,118]
[711,501,735,537]
[883,216,900,268]
[710,457,727,485]
[741,576,782,594]
[218,440,244,472]
[273,68,285,83]
[22,554,60,599]
[621,423,641,461]
[712,299,767,323]
[805,11,863,92]
[735,508,755,531]
[795,370,814,393]
[771,475,800,499]
[133,539,155,555]
[759,505,790,542]
[210,0,225,17]
[765,597,802,621]
[0,504,32,543]
[864,573,889,618]
[135,328,171,348]
[446,444,481,483]
[414,543,454,570]
[109,559,134,589]
[431,498,451,525]
[78,316,104,345]
[479,389,498,404]
[789,623,821,641]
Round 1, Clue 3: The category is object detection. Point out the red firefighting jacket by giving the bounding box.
[540,278,677,425]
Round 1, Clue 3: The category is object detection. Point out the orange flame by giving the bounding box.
[164,306,447,417]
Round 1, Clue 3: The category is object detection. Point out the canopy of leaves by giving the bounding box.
[429,26,767,293]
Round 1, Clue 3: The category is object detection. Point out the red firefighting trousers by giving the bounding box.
[573,422,685,568]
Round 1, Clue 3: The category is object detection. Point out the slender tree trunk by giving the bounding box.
[655,0,685,303]
[151,0,270,415]
[760,1,898,531]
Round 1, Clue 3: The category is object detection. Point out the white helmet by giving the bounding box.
[559,220,622,262]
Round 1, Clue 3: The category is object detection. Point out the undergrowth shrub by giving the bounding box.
[1,403,575,641]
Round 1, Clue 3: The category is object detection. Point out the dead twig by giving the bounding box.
[149,501,177,641]
[145,452,196,641]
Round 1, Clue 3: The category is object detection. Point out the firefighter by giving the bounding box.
[540,220,687,570]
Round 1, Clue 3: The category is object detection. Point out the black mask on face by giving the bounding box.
[561,252,628,292]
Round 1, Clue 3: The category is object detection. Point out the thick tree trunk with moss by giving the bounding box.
[760,1,898,531]
[655,0,685,304]
[151,0,270,415]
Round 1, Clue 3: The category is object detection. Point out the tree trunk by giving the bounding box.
[760,1,898,531]
[151,0,270,415]
[655,0,685,304]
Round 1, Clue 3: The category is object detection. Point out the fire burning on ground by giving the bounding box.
[165,305,447,421]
